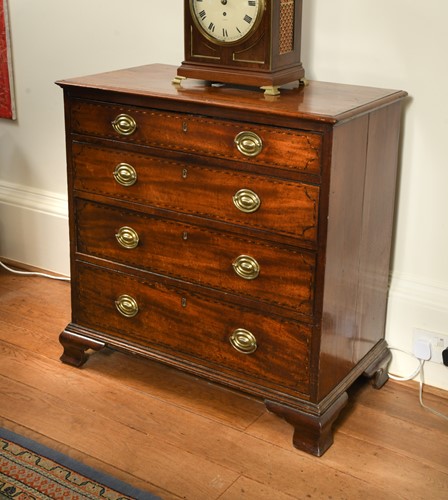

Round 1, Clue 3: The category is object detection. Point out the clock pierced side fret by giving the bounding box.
[280,0,295,54]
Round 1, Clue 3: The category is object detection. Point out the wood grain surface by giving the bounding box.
[1,268,447,499]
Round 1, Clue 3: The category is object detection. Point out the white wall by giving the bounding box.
[1,0,447,390]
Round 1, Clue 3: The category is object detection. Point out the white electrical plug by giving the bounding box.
[413,339,431,361]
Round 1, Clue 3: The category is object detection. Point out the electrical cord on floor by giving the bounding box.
[0,259,70,282]
[418,360,448,421]
[388,346,448,421]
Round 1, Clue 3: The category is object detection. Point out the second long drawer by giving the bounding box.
[76,199,316,315]
[72,142,320,243]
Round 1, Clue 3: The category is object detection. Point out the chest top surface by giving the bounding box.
[57,64,406,125]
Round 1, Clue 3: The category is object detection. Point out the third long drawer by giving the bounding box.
[75,198,316,316]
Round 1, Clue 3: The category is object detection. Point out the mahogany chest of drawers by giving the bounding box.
[57,64,406,456]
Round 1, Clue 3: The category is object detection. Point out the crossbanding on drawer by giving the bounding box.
[76,199,316,315]
[70,100,321,174]
[72,143,319,242]
[74,262,311,395]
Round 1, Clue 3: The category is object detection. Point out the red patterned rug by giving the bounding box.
[0,427,160,499]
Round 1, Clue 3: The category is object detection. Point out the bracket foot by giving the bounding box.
[265,392,348,457]
[363,346,392,389]
[59,330,105,367]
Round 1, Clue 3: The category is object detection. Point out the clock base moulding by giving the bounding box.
[173,62,306,95]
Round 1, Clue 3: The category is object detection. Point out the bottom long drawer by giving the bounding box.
[74,261,312,396]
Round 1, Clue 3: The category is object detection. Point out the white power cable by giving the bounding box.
[388,347,421,381]
[388,346,448,420]
[418,360,448,421]
[0,260,70,282]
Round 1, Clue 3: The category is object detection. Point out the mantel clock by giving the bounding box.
[174,0,305,95]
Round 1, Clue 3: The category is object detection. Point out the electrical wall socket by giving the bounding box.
[413,328,448,364]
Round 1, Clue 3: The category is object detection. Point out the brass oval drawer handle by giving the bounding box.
[115,294,139,318]
[234,131,263,157]
[115,226,139,249]
[111,114,137,136]
[233,189,261,213]
[229,328,258,354]
[113,163,137,187]
[232,255,260,280]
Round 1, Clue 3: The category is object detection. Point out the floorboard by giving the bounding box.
[0,268,447,499]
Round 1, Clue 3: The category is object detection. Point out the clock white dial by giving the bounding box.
[190,0,265,45]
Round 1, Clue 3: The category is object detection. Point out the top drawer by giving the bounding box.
[70,100,322,175]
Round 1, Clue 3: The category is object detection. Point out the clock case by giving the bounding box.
[176,0,305,90]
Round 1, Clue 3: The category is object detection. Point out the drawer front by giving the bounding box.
[75,262,311,394]
[70,100,322,174]
[76,200,316,315]
[72,143,319,242]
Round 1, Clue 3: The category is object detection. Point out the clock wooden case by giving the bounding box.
[176,0,305,92]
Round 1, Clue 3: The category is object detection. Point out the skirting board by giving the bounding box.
[387,274,448,391]
[0,180,69,275]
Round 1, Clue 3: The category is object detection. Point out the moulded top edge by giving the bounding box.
[56,64,407,125]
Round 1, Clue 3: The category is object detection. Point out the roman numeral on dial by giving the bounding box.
[191,0,261,43]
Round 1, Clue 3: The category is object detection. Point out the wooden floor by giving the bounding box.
[0,268,447,500]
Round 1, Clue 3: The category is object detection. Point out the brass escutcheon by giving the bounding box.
[233,189,261,213]
[115,294,139,318]
[115,226,139,249]
[229,328,258,354]
[113,163,137,187]
[234,131,263,157]
[111,114,137,136]
[232,255,260,280]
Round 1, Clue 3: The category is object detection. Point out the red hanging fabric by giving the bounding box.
[0,0,15,120]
